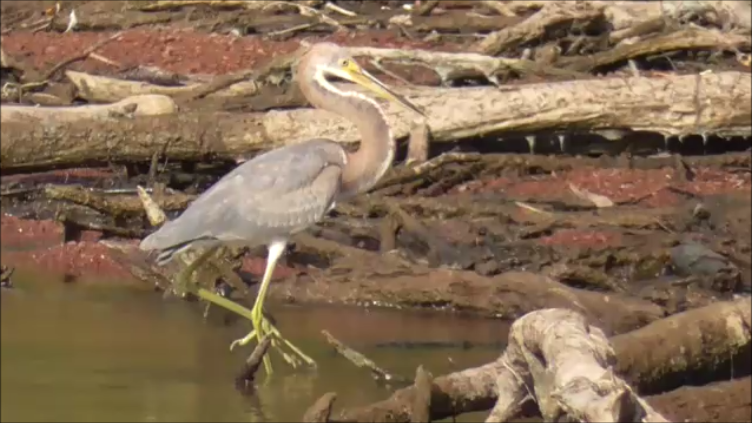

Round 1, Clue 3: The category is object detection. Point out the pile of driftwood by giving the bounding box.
[2,1,750,173]
[1,1,751,422]
[296,299,750,422]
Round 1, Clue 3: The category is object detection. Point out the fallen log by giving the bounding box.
[327,308,667,422]
[645,377,752,422]
[320,298,748,422]
[65,70,262,104]
[558,26,752,72]
[612,296,751,395]
[272,269,665,336]
[0,94,177,124]
[2,71,749,173]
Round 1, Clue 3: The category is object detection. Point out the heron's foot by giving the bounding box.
[229,307,317,371]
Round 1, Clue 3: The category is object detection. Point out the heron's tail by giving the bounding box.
[140,229,194,266]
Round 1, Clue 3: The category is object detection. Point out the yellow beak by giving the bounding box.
[341,64,426,117]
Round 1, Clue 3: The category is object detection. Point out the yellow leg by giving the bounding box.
[173,241,316,377]
[228,240,316,372]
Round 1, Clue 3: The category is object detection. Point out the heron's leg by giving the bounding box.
[228,239,316,371]
[174,245,220,296]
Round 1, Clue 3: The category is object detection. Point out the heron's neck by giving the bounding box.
[309,71,395,198]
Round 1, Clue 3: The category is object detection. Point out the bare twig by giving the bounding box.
[41,31,124,82]
[324,2,356,17]
[322,330,410,384]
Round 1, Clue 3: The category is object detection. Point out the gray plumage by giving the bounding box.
[140,139,347,264]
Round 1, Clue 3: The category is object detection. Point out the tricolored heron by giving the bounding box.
[139,42,424,375]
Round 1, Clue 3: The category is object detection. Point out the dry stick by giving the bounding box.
[235,336,272,391]
[372,153,482,192]
[55,211,147,239]
[473,1,605,56]
[44,184,196,217]
[40,31,123,82]
[136,0,268,12]
[412,0,439,17]
[267,23,316,38]
[322,330,410,384]
[558,26,752,72]
[263,1,343,30]
[347,46,585,85]
[303,392,338,423]
[323,2,357,17]
[180,46,305,102]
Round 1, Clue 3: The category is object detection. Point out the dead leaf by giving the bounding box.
[568,183,614,208]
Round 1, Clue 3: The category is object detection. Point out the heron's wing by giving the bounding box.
[140,139,346,253]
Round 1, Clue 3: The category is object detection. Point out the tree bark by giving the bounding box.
[612,296,752,395]
[2,71,749,172]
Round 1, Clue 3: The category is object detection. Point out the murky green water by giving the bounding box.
[1,270,508,422]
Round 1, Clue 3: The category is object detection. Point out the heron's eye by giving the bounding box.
[340,59,351,68]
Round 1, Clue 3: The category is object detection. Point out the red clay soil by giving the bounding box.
[0,214,297,280]
[461,167,752,208]
[1,29,460,78]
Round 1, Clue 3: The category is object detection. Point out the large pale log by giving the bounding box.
[0,94,177,124]
[1,71,749,172]
[65,70,262,104]
[612,296,751,395]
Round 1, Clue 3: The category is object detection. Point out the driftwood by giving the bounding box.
[645,377,751,422]
[326,308,668,422]
[273,269,665,336]
[476,0,752,56]
[348,46,586,85]
[474,1,608,56]
[0,94,177,124]
[2,71,749,172]
[321,297,750,422]
[65,70,262,104]
[322,330,410,384]
[43,184,196,217]
[557,26,752,72]
[612,296,751,394]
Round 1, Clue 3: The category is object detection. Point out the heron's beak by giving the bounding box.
[342,63,426,117]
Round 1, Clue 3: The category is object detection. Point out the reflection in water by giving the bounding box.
[1,270,508,422]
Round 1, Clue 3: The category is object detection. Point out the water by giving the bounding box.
[1,270,508,422]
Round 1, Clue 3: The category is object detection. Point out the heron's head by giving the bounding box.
[300,42,424,117]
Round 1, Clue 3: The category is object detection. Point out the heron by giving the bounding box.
[139,42,425,375]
